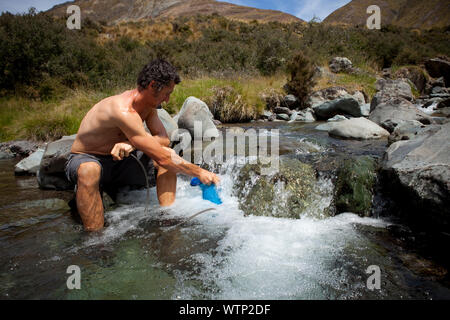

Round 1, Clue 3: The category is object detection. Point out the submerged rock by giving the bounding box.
[235,158,316,219]
[335,156,377,217]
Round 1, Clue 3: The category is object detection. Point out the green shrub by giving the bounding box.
[284,52,316,108]
[1,11,449,103]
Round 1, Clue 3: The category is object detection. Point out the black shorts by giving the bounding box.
[65,151,155,196]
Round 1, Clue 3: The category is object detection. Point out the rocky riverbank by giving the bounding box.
[2,56,449,238]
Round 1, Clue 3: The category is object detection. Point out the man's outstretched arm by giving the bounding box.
[114,109,219,185]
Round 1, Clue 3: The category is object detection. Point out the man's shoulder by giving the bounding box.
[106,93,135,118]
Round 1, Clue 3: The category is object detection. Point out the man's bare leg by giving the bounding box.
[76,162,104,231]
[154,161,177,206]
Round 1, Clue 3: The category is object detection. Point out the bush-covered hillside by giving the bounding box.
[0,9,449,141]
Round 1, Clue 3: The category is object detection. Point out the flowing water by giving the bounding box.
[1,122,449,300]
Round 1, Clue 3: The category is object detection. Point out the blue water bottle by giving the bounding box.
[190,177,222,205]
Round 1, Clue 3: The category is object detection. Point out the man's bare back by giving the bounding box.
[71,90,146,155]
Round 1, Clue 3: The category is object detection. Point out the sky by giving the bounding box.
[0,0,352,21]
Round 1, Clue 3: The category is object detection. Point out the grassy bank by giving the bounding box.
[0,75,288,142]
[0,68,392,143]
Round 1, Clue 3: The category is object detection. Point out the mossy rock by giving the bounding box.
[235,158,316,219]
[335,156,377,217]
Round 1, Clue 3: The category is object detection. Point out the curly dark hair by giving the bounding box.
[137,59,181,92]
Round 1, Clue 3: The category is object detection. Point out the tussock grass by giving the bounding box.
[162,75,286,118]
[0,90,119,142]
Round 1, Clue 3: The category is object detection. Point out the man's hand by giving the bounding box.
[198,169,220,186]
[111,142,135,161]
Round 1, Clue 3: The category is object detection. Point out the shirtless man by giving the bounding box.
[65,59,220,231]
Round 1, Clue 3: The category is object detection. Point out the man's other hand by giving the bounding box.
[111,142,135,161]
[198,169,220,186]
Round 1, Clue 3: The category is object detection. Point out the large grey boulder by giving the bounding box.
[176,97,219,140]
[14,148,45,175]
[293,108,316,122]
[328,117,390,140]
[369,98,432,133]
[393,66,427,93]
[37,135,76,190]
[313,95,365,119]
[307,86,349,108]
[370,78,414,112]
[282,94,299,110]
[381,122,450,229]
[156,108,179,141]
[424,58,450,87]
[329,57,353,73]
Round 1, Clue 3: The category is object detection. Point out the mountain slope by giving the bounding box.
[47,0,303,24]
[324,0,450,29]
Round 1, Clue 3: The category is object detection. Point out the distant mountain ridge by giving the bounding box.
[47,0,304,24]
[324,0,450,29]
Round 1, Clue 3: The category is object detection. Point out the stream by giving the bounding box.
[1,122,449,300]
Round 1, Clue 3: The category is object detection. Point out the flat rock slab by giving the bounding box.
[14,148,45,175]
[326,117,390,140]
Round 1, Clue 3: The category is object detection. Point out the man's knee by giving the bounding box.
[77,162,101,188]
